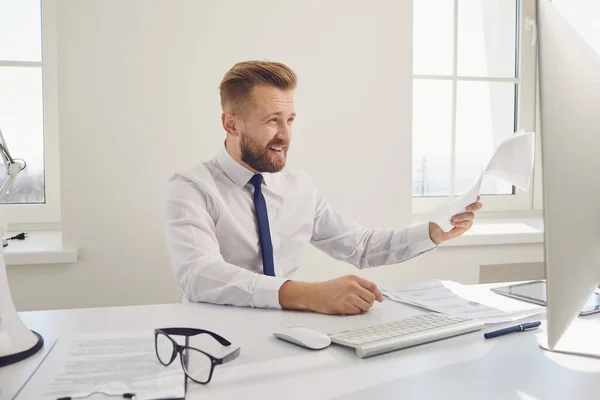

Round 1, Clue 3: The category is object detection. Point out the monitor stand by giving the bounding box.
[538,318,600,358]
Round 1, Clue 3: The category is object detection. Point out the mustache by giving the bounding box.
[267,139,290,148]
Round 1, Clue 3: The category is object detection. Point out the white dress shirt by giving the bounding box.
[163,145,436,309]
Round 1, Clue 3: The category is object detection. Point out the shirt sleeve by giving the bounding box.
[309,184,437,269]
[163,175,288,309]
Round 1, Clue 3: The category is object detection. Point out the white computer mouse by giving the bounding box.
[273,326,332,350]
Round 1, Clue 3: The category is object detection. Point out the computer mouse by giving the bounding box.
[273,326,332,350]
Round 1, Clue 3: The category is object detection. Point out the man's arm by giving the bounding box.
[309,187,437,269]
[163,176,288,308]
[279,275,384,315]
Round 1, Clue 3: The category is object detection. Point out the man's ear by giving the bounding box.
[222,112,240,137]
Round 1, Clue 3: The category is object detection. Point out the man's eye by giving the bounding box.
[268,118,278,123]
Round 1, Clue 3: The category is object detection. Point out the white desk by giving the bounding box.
[3,287,600,400]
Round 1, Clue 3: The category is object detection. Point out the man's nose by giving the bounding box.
[279,123,292,141]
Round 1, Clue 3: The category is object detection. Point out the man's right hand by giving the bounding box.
[279,275,383,315]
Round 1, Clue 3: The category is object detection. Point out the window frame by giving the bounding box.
[1,0,61,225]
[412,0,539,215]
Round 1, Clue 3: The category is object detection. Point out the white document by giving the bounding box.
[442,281,545,317]
[381,280,542,325]
[16,330,186,400]
[431,130,535,232]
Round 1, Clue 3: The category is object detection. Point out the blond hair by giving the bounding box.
[219,60,297,112]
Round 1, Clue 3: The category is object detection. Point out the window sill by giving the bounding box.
[4,231,78,266]
[413,216,544,247]
[3,219,543,266]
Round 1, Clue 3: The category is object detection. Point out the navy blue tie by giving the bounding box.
[249,174,275,276]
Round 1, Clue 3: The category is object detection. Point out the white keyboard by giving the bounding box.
[328,313,484,358]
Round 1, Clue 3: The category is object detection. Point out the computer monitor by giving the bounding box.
[537,0,600,354]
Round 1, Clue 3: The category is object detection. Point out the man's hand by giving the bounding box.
[279,275,383,315]
[429,196,483,245]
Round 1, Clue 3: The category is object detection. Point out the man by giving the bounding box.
[163,61,482,315]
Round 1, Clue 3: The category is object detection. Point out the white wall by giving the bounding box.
[7,0,545,312]
[553,0,600,56]
[9,0,416,310]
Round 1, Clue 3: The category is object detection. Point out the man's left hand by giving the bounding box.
[429,196,483,245]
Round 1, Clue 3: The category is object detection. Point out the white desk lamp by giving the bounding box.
[0,128,43,367]
[0,127,27,247]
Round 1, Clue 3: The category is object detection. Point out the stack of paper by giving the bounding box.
[15,331,187,400]
[381,280,544,325]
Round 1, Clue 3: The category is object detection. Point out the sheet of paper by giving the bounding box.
[431,130,535,232]
[16,330,186,400]
[381,280,542,325]
[443,281,545,316]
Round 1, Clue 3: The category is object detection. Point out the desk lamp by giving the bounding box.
[0,127,27,247]
[0,127,43,367]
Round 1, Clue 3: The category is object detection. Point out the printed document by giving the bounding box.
[382,280,543,325]
[16,330,185,400]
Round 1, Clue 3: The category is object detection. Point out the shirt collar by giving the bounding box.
[216,143,273,188]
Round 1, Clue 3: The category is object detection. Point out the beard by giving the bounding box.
[240,133,289,173]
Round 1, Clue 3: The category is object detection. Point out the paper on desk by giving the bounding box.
[15,330,186,400]
[443,281,545,317]
[381,280,542,325]
[431,130,535,232]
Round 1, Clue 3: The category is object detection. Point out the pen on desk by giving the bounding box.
[484,321,541,339]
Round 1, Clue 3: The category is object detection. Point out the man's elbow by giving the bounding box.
[178,272,254,308]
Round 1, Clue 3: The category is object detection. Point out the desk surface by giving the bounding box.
[4,285,600,400]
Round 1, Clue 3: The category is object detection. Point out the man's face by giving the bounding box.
[236,85,295,173]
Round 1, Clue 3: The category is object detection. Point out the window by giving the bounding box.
[0,0,59,224]
[412,0,537,214]
[0,0,44,204]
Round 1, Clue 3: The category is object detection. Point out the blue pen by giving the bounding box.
[484,321,541,339]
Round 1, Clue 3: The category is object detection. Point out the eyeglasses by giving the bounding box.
[154,327,240,385]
